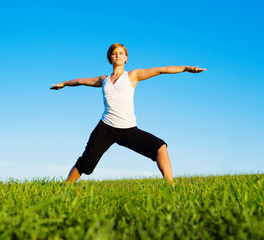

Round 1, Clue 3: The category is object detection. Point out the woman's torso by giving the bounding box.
[101,71,137,128]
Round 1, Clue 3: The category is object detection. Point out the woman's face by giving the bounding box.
[111,46,128,66]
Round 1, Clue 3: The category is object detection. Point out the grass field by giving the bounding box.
[0,174,263,239]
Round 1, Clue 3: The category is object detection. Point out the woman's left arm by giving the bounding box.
[129,66,206,84]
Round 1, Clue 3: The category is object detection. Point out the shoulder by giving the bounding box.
[99,75,108,80]
[99,75,108,83]
[127,70,139,89]
[128,69,139,76]
[89,75,108,87]
[128,69,140,81]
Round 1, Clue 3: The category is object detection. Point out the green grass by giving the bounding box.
[0,174,264,239]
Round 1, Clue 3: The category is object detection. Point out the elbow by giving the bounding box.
[159,67,166,74]
[77,78,85,85]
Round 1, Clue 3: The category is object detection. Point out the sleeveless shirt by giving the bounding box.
[101,71,137,128]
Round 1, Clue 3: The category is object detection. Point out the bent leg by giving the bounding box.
[156,144,173,182]
[116,127,173,181]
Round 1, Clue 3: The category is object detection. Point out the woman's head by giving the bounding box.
[107,43,128,65]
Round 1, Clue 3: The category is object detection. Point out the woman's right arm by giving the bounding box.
[50,75,107,90]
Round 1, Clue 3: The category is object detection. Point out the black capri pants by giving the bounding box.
[75,120,167,175]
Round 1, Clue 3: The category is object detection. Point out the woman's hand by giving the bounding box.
[50,83,65,90]
[184,66,206,73]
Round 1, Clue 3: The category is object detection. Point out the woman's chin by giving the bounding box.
[113,62,125,67]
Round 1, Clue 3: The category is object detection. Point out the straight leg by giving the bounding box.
[66,121,114,184]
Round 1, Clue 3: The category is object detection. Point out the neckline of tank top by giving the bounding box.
[109,71,126,85]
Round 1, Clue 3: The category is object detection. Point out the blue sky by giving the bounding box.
[1,0,263,181]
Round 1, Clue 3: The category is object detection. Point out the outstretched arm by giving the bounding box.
[129,66,206,85]
[50,75,107,90]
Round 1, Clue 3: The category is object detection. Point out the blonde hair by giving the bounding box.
[107,43,128,64]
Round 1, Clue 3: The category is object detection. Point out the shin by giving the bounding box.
[156,144,173,182]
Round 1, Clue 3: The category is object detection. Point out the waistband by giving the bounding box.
[99,120,137,130]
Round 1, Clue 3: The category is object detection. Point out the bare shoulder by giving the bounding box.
[99,75,108,82]
[128,68,161,83]
[128,70,139,89]
[128,69,138,78]
[80,75,108,87]
[95,75,107,86]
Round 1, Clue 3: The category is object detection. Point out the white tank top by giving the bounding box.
[101,71,137,128]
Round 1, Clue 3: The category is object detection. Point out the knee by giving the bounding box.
[87,170,93,175]
[75,157,95,175]
[82,168,94,175]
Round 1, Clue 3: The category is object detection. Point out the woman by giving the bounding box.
[51,43,206,183]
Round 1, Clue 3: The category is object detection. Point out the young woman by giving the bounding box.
[51,43,206,183]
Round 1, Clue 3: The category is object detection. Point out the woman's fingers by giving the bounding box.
[50,85,59,90]
[50,84,64,90]
[185,66,206,73]
[191,66,206,73]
